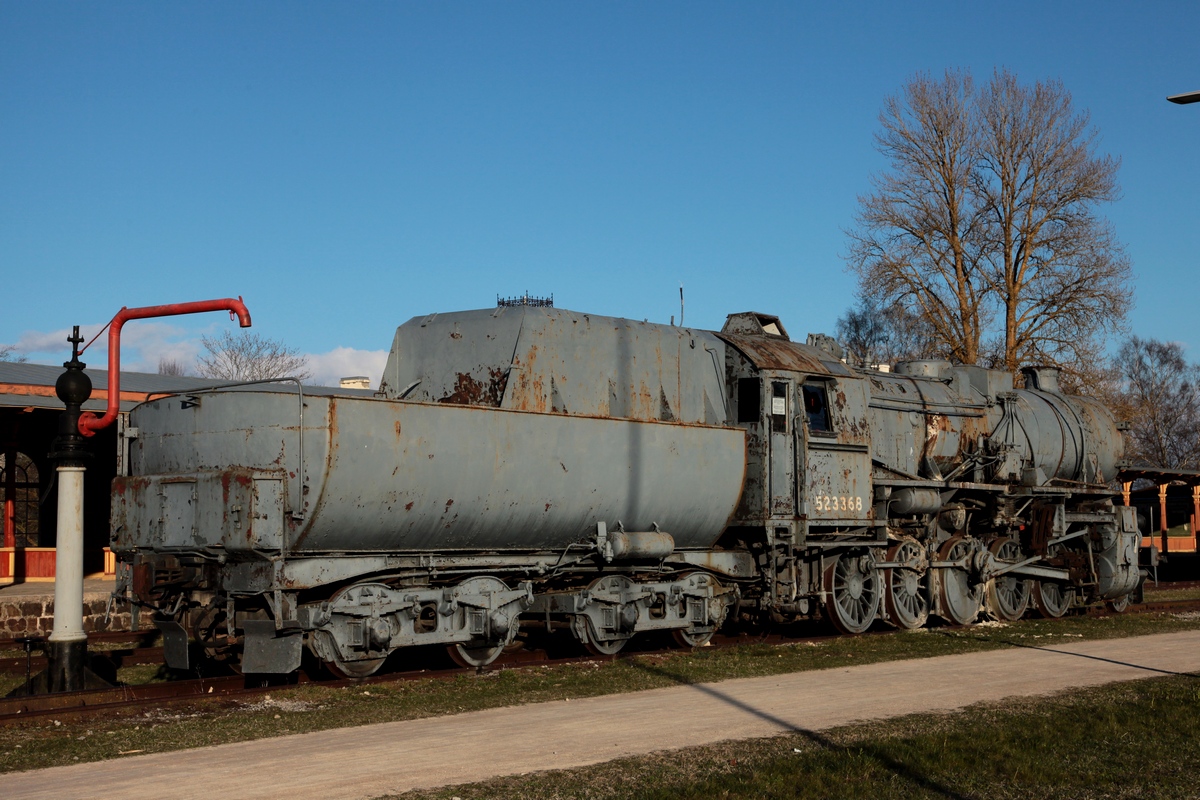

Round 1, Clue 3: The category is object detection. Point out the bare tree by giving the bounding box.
[0,344,27,363]
[846,69,1131,371]
[157,358,188,376]
[196,330,311,382]
[835,298,939,367]
[1114,337,1200,469]
[975,70,1132,370]
[846,70,989,365]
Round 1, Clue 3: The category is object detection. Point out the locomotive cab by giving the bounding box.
[714,313,881,632]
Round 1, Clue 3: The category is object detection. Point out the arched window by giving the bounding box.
[1,451,40,548]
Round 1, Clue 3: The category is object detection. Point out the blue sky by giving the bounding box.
[2,2,1196,385]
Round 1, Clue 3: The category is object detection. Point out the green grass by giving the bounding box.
[1,609,1199,775]
[1142,582,1200,602]
[392,675,1200,800]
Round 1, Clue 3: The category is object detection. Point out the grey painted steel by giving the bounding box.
[115,391,746,558]
[865,362,1123,485]
[155,621,190,670]
[380,306,729,426]
[241,620,303,674]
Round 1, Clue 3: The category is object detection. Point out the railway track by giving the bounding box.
[4,594,1199,727]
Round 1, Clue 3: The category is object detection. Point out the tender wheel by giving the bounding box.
[1032,581,1075,618]
[1107,593,1132,613]
[883,539,929,630]
[671,572,726,648]
[984,538,1031,621]
[326,655,386,678]
[582,631,629,656]
[822,551,880,635]
[447,642,506,668]
[445,575,522,668]
[936,535,982,626]
[672,627,716,648]
[314,583,395,678]
[574,575,637,656]
[580,612,630,656]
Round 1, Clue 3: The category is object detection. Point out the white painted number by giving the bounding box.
[813,495,863,514]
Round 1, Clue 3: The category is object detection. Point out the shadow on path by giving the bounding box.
[931,630,1200,678]
[627,658,973,800]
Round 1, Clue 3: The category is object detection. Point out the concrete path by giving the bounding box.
[7,630,1200,800]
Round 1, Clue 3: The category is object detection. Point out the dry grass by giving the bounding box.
[392,676,1200,800]
[2,609,1199,776]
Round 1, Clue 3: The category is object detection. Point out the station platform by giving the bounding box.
[0,579,139,638]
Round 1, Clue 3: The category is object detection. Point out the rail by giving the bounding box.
[4,593,1200,726]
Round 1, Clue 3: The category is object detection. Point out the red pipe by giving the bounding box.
[77,297,252,437]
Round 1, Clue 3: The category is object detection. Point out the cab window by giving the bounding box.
[803,384,832,433]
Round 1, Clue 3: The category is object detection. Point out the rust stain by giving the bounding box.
[450,331,462,339]
[544,503,552,512]
[953,419,982,469]
[716,333,830,373]
[394,420,402,438]
[924,413,953,455]
[404,501,414,511]
[444,499,454,512]
[437,368,508,407]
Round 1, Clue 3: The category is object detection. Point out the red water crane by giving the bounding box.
[76,297,252,436]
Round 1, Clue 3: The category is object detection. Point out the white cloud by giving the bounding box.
[302,347,389,388]
[14,324,108,357]
[9,323,388,388]
[11,321,204,374]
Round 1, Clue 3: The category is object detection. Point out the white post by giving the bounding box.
[49,466,86,645]
[47,464,88,691]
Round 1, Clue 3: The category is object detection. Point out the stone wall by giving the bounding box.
[1,592,152,637]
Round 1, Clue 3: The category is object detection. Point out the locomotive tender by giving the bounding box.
[111,306,1141,675]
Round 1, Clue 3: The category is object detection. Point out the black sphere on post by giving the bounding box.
[48,329,92,466]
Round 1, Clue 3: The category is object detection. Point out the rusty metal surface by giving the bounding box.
[716,333,851,376]
[379,307,729,426]
[115,391,747,556]
[862,363,1122,486]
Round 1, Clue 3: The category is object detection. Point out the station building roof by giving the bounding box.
[0,362,373,414]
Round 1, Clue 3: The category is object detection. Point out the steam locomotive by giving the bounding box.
[110,307,1141,675]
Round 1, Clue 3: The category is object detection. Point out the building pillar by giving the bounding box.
[3,445,14,549]
[1192,485,1200,551]
[1158,483,1169,556]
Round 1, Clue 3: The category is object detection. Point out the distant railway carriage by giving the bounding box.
[111,307,1142,675]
